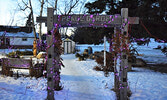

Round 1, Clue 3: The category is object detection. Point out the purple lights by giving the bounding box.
[90,15,93,18]
[55,24,58,27]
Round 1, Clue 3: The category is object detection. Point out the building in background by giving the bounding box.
[62,38,75,54]
[0,26,38,49]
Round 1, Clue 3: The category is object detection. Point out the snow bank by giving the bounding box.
[129,68,167,100]
[132,38,167,64]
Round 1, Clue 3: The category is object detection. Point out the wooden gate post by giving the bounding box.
[119,8,129,100]
[46,8,55,100]
[113,27,120,97]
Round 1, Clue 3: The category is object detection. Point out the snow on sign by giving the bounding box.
[37,15,139,27]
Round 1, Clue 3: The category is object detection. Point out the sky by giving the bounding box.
[0,0,95,34]
[0,0,17,26]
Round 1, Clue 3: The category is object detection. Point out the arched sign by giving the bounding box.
[36,8,139,100]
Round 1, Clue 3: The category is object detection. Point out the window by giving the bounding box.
[22,38,27,41]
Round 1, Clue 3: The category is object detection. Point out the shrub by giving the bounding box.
[22,51,33,55]
[7,50,33,58]
[95,52,114,73]
[75,53,81,58]
[93,66,102,71]
[7,50,21,58]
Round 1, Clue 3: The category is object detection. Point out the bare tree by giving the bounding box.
[46,0,80,36]
[39,0,45,42]
[18,0,37,40]
[29,0,37,40]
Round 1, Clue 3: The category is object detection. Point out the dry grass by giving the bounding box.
[93,66,102,71]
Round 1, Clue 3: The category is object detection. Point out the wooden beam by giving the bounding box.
[36,15,139,27]
[120,8,128,100]
[37,14,122,27]
[128,17,139,24]
[46,8,55,100]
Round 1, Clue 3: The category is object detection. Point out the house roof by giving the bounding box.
[0,26,32,33]
[0,25,38,38]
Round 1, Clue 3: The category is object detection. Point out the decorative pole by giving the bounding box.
[113,27,121,97]
[104,35,106,67]
[46,8,55,100]
[119,8,129,100]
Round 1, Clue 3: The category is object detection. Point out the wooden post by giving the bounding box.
[104,36,106,67]
[113,27,120,96]
[46,8,55,100]
[119,8,128,100]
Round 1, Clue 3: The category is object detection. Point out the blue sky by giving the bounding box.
[0,0,18,25]
[0,0,95,34]
[0,0,95,25]
[0,0,40,26]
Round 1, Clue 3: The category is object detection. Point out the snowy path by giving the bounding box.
[0,54,167,100]
[59,54,115,100]
[0,54,116,100]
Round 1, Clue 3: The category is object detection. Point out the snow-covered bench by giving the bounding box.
[1,58,44,77]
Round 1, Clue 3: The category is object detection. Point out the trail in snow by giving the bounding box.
[60,54,115,100]
[0,54,167,100]
[0,54,116,100]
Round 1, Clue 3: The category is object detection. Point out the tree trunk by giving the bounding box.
[29,0,37,41]
[39,0,45,42]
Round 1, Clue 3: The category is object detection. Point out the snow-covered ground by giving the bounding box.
[0,54,115,100]
[0,38,167,100]
[132,38,167,64]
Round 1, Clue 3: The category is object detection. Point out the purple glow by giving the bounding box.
[104,25,107,27]
[48,86,50,90]
[92,19,95,23]
[125,18,128,22]
[89,24,93,26]
[108,21,111,23]
[90,15,93,18]
[115,73,119,76]
[125,66,128,69]
[55,24,58,27]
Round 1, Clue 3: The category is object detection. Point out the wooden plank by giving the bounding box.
[36,16,47,23]
[56,14,122,24]
[47,8,54,31]
[46,8,55,100]
[2,58,31,69]
[36,15,139,27]
[120,8,128,100]
[128,17,139,24]
[37,14,122,27]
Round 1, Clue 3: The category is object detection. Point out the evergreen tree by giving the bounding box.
[73,27,113,44]
[73,0,167,44]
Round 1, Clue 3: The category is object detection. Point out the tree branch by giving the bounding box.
[18,3,29,11]
[67,0,79,15]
